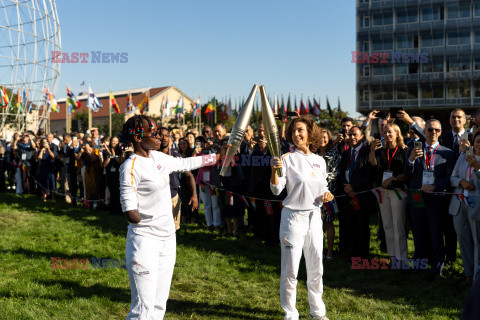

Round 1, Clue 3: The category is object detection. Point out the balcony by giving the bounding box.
[474,71,480,79]
[420,73,444,81]
[445,18,474,28]
[393,0,419,6]
[445,97,472,106]
[445,45,472,54]
[371,0,394,8]
[394,74,420,82]
[419,21,445,31]
[395,99,419,107]
[371,75,395,82]
[445,71,471,80]
[474,97,480,105]
[371,100,396,107]
[394,23,420,32]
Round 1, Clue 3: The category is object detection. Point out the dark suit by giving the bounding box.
[337,143,376,258]
[404,143,454,276]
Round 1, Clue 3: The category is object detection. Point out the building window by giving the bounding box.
[372,85,393,100]
[362,90,371,102]
[397,85,418,99]
[422,84,444,99]
[475,30,480,43]
[474,59,480,71]
[421,33,444,47]
[363,65,370,76]
[449,82,471,98]
[475,2,480,17]
[475,81,480,97]
[447,81,471,98]
[397,9,418,23]
[448,56,471,71]
[396,64,408,74]
[421,6,444,22]
[396,36,415,49]
[363,41,370,52]
[362,15,370,27]
[373,65,393,75]
[359,0,370,3]
[422,57,444,73]
[372,11,393,26]
[447,30,471,46]
[447,3,471,19]
[372,37,393,50]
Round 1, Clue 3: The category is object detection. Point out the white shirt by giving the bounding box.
[452,129,465,145]
[270,150,329,211]
[120,151,216,239]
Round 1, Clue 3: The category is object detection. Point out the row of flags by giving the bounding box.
[0,86,34,113]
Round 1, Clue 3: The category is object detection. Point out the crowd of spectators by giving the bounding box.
[1,108,479,286]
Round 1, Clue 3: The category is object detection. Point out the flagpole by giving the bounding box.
[109,89,112,137]
[182,93,185,127]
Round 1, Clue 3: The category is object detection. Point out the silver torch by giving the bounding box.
[219,84,259,177]
[260,85,282,177]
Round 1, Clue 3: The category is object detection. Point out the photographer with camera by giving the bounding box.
[36,137,56,202]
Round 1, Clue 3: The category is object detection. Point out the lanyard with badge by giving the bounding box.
[383,146,398,182]
[422,145,438,185]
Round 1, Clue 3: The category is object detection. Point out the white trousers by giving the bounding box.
[125,230,176,320]
[15,168,22,195]
[280,207,326,320]
[199,186,221,227]
[377,188,408,259]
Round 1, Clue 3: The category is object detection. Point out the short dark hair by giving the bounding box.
[213,123,226,130]
[341,117,354,124]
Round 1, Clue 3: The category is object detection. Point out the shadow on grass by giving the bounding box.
[167,299,282,320]
[0,279,130,303]
[0,193,128,237]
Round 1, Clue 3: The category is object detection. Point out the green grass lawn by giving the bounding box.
[0,192,471,319]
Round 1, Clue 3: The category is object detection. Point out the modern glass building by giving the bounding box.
[356,0,480,114]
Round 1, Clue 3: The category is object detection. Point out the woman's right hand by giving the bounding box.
[460,139,470,153]
[370,139,382,152]
[270,157,282,170]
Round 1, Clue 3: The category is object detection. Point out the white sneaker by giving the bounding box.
[310,315,329,320]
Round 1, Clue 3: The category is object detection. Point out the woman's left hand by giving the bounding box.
[322,191,334,203]
[189,196,198,211]
[466,155,480,170]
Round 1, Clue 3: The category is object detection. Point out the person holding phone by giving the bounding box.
[36,138,56,202]
[449,130,480,285]
[370,123,409,261]
[404,119,455,280]
[270,116,332,320]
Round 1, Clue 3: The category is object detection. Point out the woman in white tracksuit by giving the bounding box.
[119,115,219,320]
[271,116,333,320]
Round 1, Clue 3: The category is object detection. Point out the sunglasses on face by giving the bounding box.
[427,128,441,133]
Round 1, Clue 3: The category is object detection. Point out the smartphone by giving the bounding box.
[376,111,388,118]
[373,133,381,140]
[340,128,346,137]
[466,147,474,157]
[195,141,202,149]
[286,111,298,117]
[414,141,422,149]
[389,107,404,118]
[461,133,469,141]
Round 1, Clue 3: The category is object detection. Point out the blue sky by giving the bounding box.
[56,0,357,115]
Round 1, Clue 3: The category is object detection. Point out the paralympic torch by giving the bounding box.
[219,84,259,177]
[260,85,282,177]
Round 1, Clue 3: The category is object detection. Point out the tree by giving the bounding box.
[99,113,125,137]
[73,110,88,133]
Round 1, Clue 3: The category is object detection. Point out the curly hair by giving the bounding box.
[119,115,156,144]
[286,116,321,152]
[318,127,335,152]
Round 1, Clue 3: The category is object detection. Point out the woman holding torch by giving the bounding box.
[270,116,333,320]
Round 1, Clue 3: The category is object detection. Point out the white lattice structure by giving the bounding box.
[0,0,61,136]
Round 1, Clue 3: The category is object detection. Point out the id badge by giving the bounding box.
[382,171,393,182]
[203,171,210,182]
[422,170,435,185]
[110,167,116,173]
[345,169,350,183]
[21,154,26,161]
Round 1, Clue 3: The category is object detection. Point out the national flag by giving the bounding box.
[282,96,286,114]
[312,98,322,116]
[125,91,135,114]
[16,89,23,111]
[137,93,149,114]
[163,95,170,118]
[374,188,383,204]
[287,95,291,112]
[273,94,278,114]
[299,98,308,115]
[324,199,339,215]
[225,191,234,206]
[226,97,233,117]
[264,200,274,216]
[23,90,32,113]
[392,189,403,200]
[455,193,474,208]
[110,91,120,114]
[350,196,361,211]
[410,190,425,208]
[87,86,102,112]
[0,87,7,107]
[45,88,59,113]
[193,97,200,118]
[239,195,249,207]
[294,96,299,113]
[205,97,216,120]
[337,97,342,119]
[66,86,79,114]
[249,197,256,210]
[221,102,229,121]
[326,97,333,117]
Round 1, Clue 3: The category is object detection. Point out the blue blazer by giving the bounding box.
[404,143,455,192]
[449,152,480,221]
